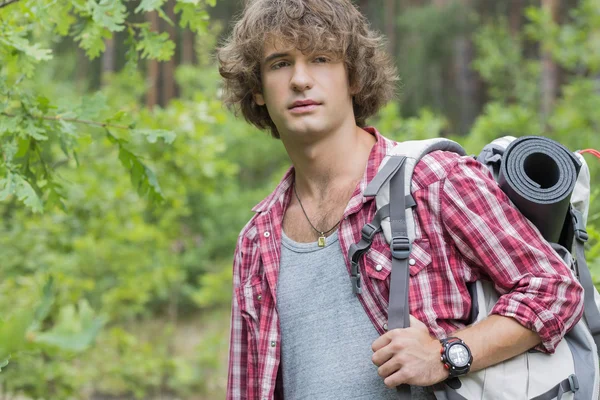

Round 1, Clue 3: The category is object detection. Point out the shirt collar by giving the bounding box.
[251,127,395,214]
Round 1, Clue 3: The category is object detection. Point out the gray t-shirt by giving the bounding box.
[277,230,434,399]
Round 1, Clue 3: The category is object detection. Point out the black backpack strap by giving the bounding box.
[388,157,411,330]
[348,204,389,294]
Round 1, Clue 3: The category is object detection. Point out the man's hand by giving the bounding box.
[371,315,448,388]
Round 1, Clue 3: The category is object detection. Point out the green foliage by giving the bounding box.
[0,0,217,212]
[136,27,176,61]
[525,0,600,73]
[395,2,476,118]
[472,19,541,107]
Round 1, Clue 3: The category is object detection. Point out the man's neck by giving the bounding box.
[282,124,376,202]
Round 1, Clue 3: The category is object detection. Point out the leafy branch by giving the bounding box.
[1,112,131,131]
[0,0,20,10]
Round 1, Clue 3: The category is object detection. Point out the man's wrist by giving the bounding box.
[428,338,450,383]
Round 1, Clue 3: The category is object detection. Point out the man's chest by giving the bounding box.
[282,196,349,245]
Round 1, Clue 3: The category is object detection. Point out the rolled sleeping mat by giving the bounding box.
[498,136,582,245]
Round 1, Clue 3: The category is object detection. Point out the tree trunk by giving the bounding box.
[181,29,195,65]
[384,0,396,55]
[453,0,479,134]
[540,0,559,119]
[453,37,479,134]
[161,0,178,106]
[101,36,115,87]
[358,0,369,14]
[146,11,160,109]
[509,0,524,37]
[76,47,89,92]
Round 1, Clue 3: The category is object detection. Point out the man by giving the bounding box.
[217,1,584,399]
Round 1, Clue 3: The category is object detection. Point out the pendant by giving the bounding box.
[318,235,326,247]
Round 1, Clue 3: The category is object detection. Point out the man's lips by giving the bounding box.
[289,100,321,109]
[289,100,321,114]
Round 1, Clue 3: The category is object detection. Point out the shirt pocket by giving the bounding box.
[364,238,432,281]
[234,274,264,324]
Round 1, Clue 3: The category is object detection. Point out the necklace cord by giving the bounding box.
[293,184,341,237]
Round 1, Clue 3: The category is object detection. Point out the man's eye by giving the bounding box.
[314,56,329,63]
[271,61,289,70]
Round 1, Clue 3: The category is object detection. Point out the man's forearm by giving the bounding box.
[453,314,542,372]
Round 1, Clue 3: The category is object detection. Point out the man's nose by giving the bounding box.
[290,63,313,92]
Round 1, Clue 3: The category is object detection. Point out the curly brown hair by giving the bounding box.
[217,0,399,138]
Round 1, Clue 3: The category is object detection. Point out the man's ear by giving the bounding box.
[254,92,265,106]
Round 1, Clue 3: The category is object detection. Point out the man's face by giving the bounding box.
[254,39,355,141]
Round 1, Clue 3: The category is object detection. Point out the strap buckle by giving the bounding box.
[361,223,378,241]
[571,208,589,242]
[568,374,579,393]
[391,236,411,260]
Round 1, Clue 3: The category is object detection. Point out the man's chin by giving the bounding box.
[284,125,329,140]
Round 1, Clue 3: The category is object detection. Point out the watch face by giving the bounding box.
[448,344,470,368]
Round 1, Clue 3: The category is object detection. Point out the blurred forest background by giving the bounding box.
[0,0,599,399]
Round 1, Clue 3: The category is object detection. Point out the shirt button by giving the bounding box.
[375,264,383,272]
[409,258,416,266]
[264,231,270,238]
[257,295,262,301]
[271,341,276,347]
[383,323,388,331]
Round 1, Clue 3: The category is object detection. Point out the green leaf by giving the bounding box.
[118,146,164,201]
[175,3,210,33]
[135,0,166,13]
[0,34,53,61]
[34,300,106,352]
[22,119,48,140]
[15,175,43,213]
[0,117,19,137]
[3,139,19,164]
[136,27,175,61]
[0,173,43,213]
[106,131,165,203]
[88,0,127,32]
[133,128,176,144]
[0,310,34,361]
[30,277,56,332]
[75,21,112,59]
[0,357,10,372]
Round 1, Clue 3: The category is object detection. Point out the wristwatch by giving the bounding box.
[439,337,472,378]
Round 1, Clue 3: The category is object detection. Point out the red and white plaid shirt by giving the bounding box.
[226,128,584,400]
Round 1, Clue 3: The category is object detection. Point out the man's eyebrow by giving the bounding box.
[263,52,289,65]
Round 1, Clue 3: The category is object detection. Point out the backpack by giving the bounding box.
[348,135,600,400]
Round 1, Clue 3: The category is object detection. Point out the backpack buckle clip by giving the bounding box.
[361,223,378,241]
[571,208,589,242]
[568,374,579,393]
[391,236,411,260]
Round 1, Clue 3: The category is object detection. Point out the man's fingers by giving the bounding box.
[383,367,407,388]
[371,345,394,367]
[376,354,402,379]
[371,330,393,352]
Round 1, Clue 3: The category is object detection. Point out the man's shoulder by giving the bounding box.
[237,213,261,245]
[236,166,293,246]
[410,149,465,191]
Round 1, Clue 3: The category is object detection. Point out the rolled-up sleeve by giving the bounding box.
[440,156,584,353]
